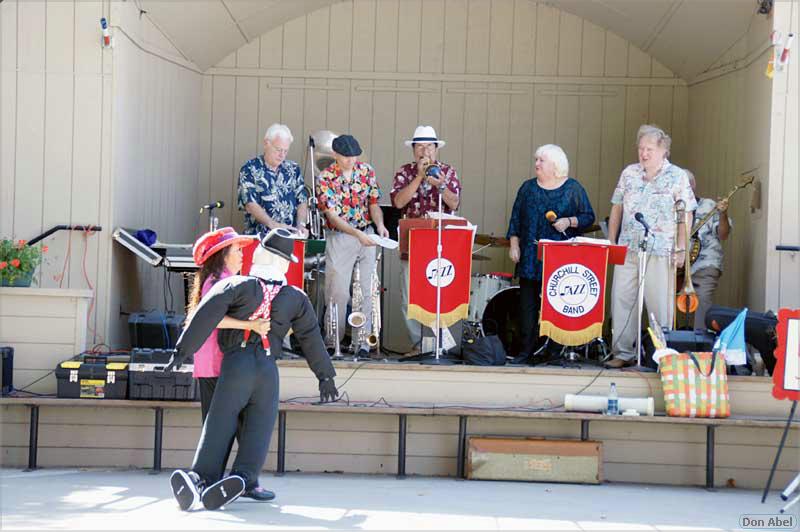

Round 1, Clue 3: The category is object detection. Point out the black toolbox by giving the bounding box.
[55,354,130,399]
[128,348,196,401]
[128,311,185,349]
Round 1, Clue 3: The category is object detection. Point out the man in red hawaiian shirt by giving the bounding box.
[318,134,389,356]
[390,126,462,355]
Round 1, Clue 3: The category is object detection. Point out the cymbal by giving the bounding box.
[472,254,491,261]
[474,234,510,247]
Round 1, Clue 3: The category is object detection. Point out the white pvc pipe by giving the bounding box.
[564,394,655,416]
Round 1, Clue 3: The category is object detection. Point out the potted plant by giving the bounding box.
[0,239,48,287]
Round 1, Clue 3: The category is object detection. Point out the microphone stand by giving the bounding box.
[625,227,656,373]
[421,174,456,366]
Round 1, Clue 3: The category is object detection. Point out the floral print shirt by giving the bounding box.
[317,161,382,229]
[611,160,696,257]
[237,156,308,235]
[390,162,461,218]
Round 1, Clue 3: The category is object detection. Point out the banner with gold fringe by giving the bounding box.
[538,241,610,346]
[407,227,473,328]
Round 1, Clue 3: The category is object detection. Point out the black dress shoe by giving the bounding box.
[240,486,276,501]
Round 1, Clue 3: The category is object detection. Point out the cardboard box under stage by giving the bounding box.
[467,436,602,484]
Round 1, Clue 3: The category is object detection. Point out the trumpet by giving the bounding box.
[325,297,341,358]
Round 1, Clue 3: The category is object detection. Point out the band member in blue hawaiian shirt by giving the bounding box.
[238,123,309,237]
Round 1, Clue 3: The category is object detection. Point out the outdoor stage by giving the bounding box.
[1,360,797,490]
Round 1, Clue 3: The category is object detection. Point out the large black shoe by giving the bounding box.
[201,475,245,510]
[170,469,202,511]
[240,486,276,502]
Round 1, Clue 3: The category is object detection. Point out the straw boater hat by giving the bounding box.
[404,125,446,148]
[192,227,251,266]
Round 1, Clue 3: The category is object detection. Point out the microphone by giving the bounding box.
[200,200,224,212]
[634,212,650,236]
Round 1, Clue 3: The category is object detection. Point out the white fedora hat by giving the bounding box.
[404,125,446,148]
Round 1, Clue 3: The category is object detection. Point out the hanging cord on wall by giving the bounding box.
[80,227,101,345]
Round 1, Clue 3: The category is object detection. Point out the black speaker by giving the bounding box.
[1,347,13,396]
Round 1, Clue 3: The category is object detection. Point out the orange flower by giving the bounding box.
[17,239,26,248]
[11,259,21,268]
[0,262,6,269]
[42,245,49,253]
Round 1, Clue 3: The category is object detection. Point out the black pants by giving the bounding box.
[197,377,242,481]
[519,278,543,356]
[192,345,279,490]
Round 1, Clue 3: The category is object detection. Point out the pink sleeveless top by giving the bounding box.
[192,269,233,378]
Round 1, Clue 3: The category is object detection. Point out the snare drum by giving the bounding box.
[468,273,512,322]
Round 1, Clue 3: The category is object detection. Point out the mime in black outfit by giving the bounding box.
[169,228,338,511]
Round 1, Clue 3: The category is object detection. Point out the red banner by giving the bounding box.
[539,241,610,346]
[408,228,473,328]
[241,238,305,290]
[772,308,800,401]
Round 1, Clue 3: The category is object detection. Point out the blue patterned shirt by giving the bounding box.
[507,178,596,280]
[611,161,696,257]
[237,156,308,235]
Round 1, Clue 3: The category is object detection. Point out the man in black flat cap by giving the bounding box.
[168,228,338,511]
[316,134,389,356]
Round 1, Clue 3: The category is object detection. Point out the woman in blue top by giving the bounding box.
[507,144,595,364]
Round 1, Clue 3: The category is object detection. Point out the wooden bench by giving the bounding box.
[1,396,796,488]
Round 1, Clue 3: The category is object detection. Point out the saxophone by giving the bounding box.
[347,260,368,350]
[366,249,382,350]
[325,297,341,358]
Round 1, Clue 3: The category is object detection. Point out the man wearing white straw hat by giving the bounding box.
[391,125,462,357]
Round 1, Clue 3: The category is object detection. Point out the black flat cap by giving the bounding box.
[332,134,362,157]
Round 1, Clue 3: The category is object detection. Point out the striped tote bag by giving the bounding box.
[659,351,730,418]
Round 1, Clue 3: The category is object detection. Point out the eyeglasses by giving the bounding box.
[267,142,290,156]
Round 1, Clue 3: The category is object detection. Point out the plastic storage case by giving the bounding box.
[128,311,185,349]
[55,354,129,399]
[128,348,196,401]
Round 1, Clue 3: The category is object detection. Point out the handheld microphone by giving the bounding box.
[634,212,650,236]
[200,200,224,213]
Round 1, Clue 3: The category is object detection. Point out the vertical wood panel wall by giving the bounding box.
[106,2,204,346]
[200,0,688,351]
[1,0,205,349]
[1,0,114,348]
[686,12,787,313]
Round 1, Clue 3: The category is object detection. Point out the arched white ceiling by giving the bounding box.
[140,0,759,80]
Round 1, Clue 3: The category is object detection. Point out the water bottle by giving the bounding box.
[606,382,619,416]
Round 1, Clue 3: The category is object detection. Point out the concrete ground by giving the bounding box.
[0,468,794,531]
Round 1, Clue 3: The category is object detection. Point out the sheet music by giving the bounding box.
[369,234,399,249]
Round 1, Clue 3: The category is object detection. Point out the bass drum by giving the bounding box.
[481,286,521,357]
